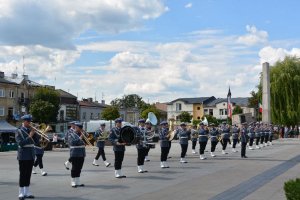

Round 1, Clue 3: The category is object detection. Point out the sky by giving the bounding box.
[1,0,300,104]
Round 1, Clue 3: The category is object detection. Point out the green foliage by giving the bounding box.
[284,178,300,200]
[30,88,60,123]
[178,111,192,123]
[270,57,300,126]
[101,106,120,121]
[110,94,147,110]
[140,106,161,120]
[232,105,243,115]
[192,119,201,126]
[203,115,219,126]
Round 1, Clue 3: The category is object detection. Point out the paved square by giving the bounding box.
[1,139,299,200]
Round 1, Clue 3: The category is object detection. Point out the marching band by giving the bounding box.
[14,113,277,199]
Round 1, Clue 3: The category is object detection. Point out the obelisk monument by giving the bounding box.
[262,62,271,123]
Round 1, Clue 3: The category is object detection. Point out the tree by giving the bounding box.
[203,115,219,126]
[140,106,161,120]
[111,94,147,109]
[29,87,60,123]
[270,57,300,126]
[102,106,120,121]
[178,111,192,123]
[232,105,243,115]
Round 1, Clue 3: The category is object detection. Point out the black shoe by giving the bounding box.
[77,184,85,187]
[121,175,127,178]
[19,197,25,200]
[72,185,77,188]
[24,194,35,198]
[143,170,148,173]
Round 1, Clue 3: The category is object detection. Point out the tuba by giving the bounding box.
[167,119,176,141]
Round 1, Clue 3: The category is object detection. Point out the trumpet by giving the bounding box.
[30,123,51,142]
[80,130,94,148]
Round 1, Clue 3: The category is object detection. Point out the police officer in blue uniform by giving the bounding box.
[175,122,190,163]
[209,123,220,157]
[255,122,261,149]
[159,121,170,168]
[198,122,209,160]
[64,121,77,170]
[144,119,152,162]
[92,123,111,167]
[68,122,86,188]
[264,123,269,146]
[15,115,36,200]
[268,124,273,145]
[108,118,127,178]
[32,133,47,176]
[136,119,150,173]
[221,122,230,154]
[240,123,248,158]
[248,123,255,150]
[260,122,265,148]
[231,124,240,153]
[191,125,198,154]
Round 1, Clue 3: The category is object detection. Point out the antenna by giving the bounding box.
[22,56,25,75]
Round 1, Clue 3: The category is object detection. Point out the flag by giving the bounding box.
[259,102,262,113]
[227,87,232,118]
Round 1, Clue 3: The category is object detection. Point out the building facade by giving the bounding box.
[79,98,107,122]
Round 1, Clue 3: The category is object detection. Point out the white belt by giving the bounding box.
[210,136,217,138]
[70,146,85,149]
[22,144,34,148]
[180,137,188,139]
[199,135,208,137]
[34,146,43,149]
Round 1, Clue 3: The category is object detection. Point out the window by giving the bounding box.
[176,103,182,111]
[219,109,224,116]
[197,107,200,110]
[0,107,4,116]
[0,89,4,97]
[83,112,86,120]
[209,109,213,115]
[90,113,93,119]
[204,109,208,114]
[197,116,200,120]
[225,109,228,115]
[9,90,14,98]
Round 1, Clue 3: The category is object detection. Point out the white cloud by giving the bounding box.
[259,46,300,65]
[237,25,268,46]
[0,0,167,49]
[185,3,193,8]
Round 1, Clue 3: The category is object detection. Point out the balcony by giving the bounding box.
[18,97,30,106]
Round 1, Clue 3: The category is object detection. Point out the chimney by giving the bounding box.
[0,71,4,78]
[101,100,105,104]
[22,74,28,80]
[11,73,18,79]
[87,98,93,102]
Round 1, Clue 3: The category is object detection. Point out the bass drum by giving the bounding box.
[119,126,141,145]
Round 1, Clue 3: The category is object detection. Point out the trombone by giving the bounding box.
[30,123,51,142]
[80,129,95,150]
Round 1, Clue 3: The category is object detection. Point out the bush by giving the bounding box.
[284,178,300,200]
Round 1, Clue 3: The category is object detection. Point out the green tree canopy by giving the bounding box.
[140,106,161,121]
[110,94,147,110]
[101,106,120,121]
[29,87,60,123]
[232,105,243,115]
[203,115,219,126]
[178,111,192,123]
[270,57,300,126]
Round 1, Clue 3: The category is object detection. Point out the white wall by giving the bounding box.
[167,100,193,120]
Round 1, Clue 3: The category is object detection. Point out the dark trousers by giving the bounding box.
[114,151,124,170]
[95,148,106,161]
[222,138,229,150]
[145,147,150,156]
[19,160,34,187]
[33,154,44,169]
[232,139,238,148]
[68,157,72,162]
[192,141,197,150]
[180,144,188,158]
[241,142,247,157]
[211,141,218,152]
[269,135,273,142]
[137,148,146,165]
[168,141,172,152]
[70,157,84,178]
[260,136,265,144]
[264,135,269,143]
[161,147,169,161]
[249,138,254,146]
[255,137,260,145]
[199,141,207,154]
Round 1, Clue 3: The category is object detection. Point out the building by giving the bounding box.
[0,72,19,121]
[204,97,255,120]
[154,102,167,122]
[79,98,107,122]
[166,97,216,121]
